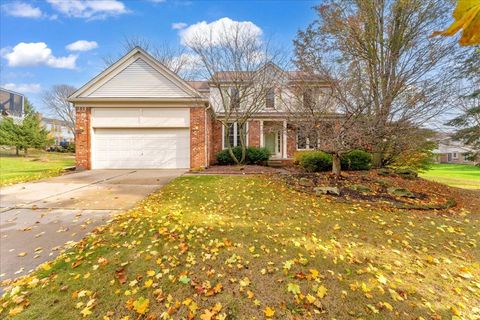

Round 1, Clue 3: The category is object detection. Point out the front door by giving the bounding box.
[264,131,281,158]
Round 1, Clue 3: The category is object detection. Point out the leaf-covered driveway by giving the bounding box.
[1,175,479,319]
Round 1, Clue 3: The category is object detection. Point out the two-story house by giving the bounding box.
[68,47,326,170]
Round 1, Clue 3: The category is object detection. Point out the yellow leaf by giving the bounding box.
[432,0,480,45]
[132,297,149,315]
[80,307,92,317]
[200,309,215,320]
[317,285,327,298]
[9,305,24,316]
[144,279,153,288]
[306,294,316,303]
[264,306,275,317]
[146,270,155,277]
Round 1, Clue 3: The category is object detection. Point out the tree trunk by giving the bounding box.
[15,146,19,156]
[372,152,383,168]
[24,148,28,157]
[332,153,341,176]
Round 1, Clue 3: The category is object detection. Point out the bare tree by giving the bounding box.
[42,85,77,138]
[184,20,286,164]
[103,35,199,79]
[294,0,457,168]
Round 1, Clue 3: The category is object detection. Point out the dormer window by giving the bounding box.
[230,87,240,110]
[266,88,275,109]
[303,89,313,108]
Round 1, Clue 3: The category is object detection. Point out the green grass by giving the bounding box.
[0,148,75,186]
[1,175,479,319]
[420,163,480,189]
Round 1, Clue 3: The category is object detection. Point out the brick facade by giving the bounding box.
[75,107,91,170]
[248,120,260,147]
[190,107,208,168]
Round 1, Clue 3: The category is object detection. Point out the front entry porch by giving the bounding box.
[260,120,288,159]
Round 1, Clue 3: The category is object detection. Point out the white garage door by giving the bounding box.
[93,128,190,169]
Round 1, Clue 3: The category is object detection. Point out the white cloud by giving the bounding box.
[3,83,42,94]
[2,2,43,18]
[148,0,166,3]
[47,0,128,19]
[180,17,263,47]
[172,22,187,30]
[66,40,98,52]
[2,42,77,69]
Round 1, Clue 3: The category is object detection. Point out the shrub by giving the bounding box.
[246,147,270,164]
[216,146,271,165]
[341,150,372,170]
[297,151,332,172]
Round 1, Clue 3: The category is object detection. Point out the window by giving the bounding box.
[223,122,247,149]
[453,152,458,159]
[230,87,240,110]
[266,88,275,109]
[303,89,313,108]
[297,130,319,150]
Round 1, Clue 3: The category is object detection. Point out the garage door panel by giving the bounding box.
[92,108,189,128]
[93,128,190,169]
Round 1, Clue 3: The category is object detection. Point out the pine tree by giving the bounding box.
[0,99,53,156]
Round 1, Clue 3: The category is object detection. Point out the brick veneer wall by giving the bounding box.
[75,107,91,170]
[248,120,260,147]
[190,107,208,168]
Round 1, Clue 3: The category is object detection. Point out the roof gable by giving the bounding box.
[69,47,202,101]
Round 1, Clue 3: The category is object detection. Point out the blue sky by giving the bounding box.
[0,0,318,114]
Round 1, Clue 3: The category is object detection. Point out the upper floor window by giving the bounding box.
[303,89,313,108]
[230,87,240,110]
[265,88,275,109]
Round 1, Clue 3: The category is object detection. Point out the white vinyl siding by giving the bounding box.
[91,107,190,128]
[88,58,191,98]
[92,128,190,169]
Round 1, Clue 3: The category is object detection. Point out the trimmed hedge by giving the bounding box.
[341,150,372,170]
[216,146,270,165]
[297,151,332,172]
[296,149,372,172]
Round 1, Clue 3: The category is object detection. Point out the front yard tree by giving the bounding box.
[42,85,77,139]
[184,19,284,164]
[0,99,52,156]
[446,92,480,163]
[294,0,456,168]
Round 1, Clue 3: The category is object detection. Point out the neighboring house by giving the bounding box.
[68,47,326,170]
[41,117,75,145]
[0,87,24,122]
[433,135,477,164]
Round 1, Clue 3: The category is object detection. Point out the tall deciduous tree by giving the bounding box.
[42,85,77,138]
[294,0,456,168]
[184,20,285,164]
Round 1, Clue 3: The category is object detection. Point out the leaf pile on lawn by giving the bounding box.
[1,175,479,319]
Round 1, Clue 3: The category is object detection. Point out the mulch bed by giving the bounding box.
[190,165,288,175]
[279,170,480,213]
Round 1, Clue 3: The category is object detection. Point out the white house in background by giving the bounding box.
[41,117,75,145]
[0,87,24,122]
[433,135,476,164]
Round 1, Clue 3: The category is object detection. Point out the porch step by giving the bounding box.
[267,160,284,167]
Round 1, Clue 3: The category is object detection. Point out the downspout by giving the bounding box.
[204,103,211,168]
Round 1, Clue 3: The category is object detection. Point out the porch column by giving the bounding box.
[260,120,264,147]
[282,120,287,158]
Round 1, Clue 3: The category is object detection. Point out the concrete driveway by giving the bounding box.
[0,169,184,280]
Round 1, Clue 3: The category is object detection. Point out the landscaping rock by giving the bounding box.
[387,187,415,198]
[314,186,340,196]
[378,168,394,176]
[298,177,314,187]
[394,168,418,179]
[350,184,372,193]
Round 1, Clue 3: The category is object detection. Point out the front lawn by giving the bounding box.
[0,148,75,186]
[420,164,480,189]
[1,175,479,319]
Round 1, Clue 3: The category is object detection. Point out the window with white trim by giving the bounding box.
[223,122,247,149]
[296,130,319,150]
[453,152,458,159]
[265,88,275,109]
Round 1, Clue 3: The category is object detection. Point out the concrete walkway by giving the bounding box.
[0,169,184,280]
